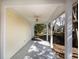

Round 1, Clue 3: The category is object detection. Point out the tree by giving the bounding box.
[34,24,46,36]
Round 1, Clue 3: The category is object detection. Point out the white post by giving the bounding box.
[1,5,6,59]
[65,0,72,59]
[46,23,48,41]
[50,23,53,48]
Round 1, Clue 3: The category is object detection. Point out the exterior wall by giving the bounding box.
[6,8,33,59]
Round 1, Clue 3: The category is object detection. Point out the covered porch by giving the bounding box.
[0,0,78,59]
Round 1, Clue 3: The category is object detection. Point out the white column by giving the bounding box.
[46,23,48,41]
[1,5,6,59]
[50,23,53,48]
[65,0,72,59]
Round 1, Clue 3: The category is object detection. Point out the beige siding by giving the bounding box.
[6,8,33,59]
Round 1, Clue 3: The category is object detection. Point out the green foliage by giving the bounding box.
[34,24,46,35]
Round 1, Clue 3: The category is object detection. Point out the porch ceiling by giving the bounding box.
[4,0,77,24]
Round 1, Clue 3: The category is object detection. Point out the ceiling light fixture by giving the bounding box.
[34,15,39,22]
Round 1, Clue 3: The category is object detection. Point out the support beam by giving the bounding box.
[50,23,53,48]
[1,5,6,59]
[65,0,72,59]
[46,24,49,41]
